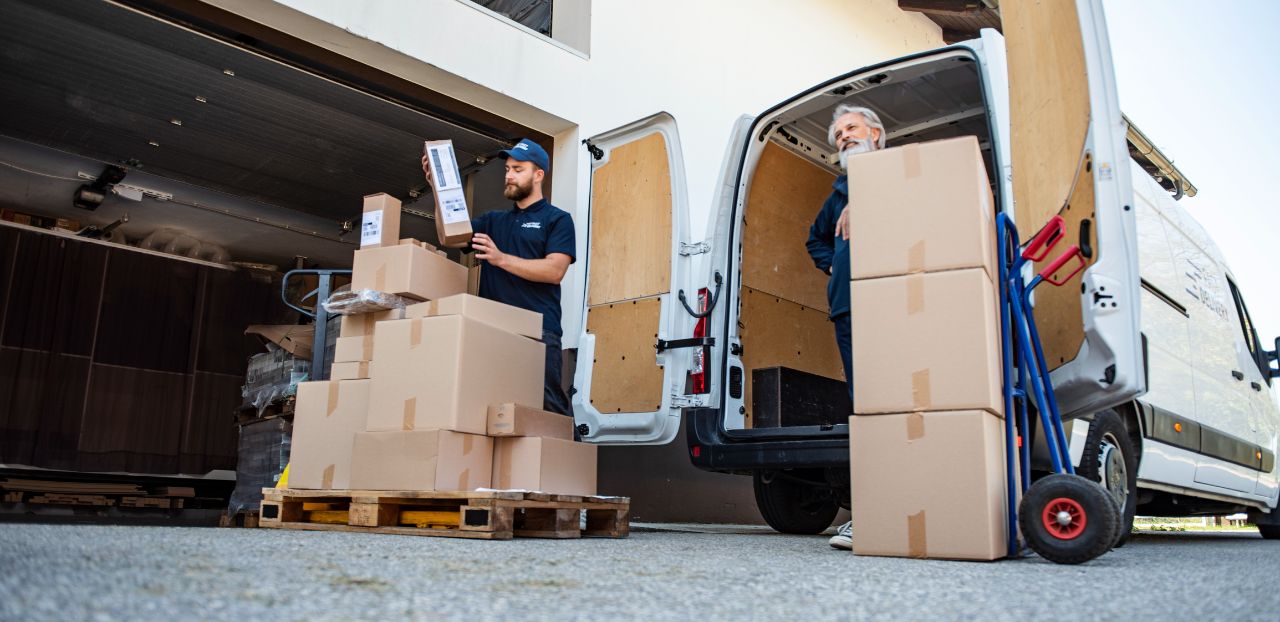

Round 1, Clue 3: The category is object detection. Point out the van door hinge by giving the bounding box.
[671,394,709,409]
[679,241,711,256]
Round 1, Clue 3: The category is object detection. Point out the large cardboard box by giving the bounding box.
[367,315,544,435]
[289,380,371,489]
[846,136,996,281]
[339,308,405,339]
[350,244,467,301]
[849,410,1008,560]
[360,193,401,249]
[851,268,1002,416]
[492,437,597,496]
[349,429,493,491]
[330,361,369,381]
[487,403,573,439]
[333,335,374,363]
[405,294,542,340]
[424,140,474,247]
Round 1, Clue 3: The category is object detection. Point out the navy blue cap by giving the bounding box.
[498,138,550,173]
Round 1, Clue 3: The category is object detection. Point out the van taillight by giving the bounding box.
[690,288,709,394]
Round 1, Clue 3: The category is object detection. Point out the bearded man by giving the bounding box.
[422,138,576,415]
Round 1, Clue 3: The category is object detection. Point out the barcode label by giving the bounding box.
[360,210,383,246]
[425,142,462,191]
[438,187,469,224]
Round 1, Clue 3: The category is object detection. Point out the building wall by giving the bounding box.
[202,0,943,522]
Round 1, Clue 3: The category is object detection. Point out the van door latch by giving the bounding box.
[656,337,715,352]
[679,241,711,256]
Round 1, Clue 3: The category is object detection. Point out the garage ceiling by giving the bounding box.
[0,0,514,224]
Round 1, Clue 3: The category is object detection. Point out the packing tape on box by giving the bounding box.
[410,319,423,347]
[374,265,386,292]
[911,369,932,411]
[321,464,335,489]
[906,411,926,441]
[907,510,927,558]
[326,382,340,418]
[402,397,417,430]
[498,444,512,488]
[462,433,474,455]
[906,274,925,315]
[902,143,922,179]
[360,335,373,360]
[907,241,926,274]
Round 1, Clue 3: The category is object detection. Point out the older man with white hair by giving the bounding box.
[804,103,885,550]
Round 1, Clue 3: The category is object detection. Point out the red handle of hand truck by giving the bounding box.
[1038,244,1086,286]
[1021,215,1066,262]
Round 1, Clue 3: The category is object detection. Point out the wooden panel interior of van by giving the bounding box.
[585,297,665,414]
[1033,154,1097,369]
[587,132,672,306]
[742,142,836,312]
[738,287,843,427]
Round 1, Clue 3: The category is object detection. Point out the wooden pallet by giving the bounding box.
[260,488,630,540]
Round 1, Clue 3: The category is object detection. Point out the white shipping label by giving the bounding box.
[361,210,383,247]
[427,142,463,191]
[437,187,469,224]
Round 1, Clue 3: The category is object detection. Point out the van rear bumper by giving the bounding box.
[684,408,850,473]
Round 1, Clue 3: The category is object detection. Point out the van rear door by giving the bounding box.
[571,113,694,444]
[1004,0,1146,418]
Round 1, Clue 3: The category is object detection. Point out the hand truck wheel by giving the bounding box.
[1017,473,1119,564]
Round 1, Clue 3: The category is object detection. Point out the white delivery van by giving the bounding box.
[568,0,1280,540]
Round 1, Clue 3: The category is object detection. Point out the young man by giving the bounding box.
[422,138,576,415]
[804,104,886,550]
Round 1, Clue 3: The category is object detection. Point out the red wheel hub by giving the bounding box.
[1041,497,1087,540]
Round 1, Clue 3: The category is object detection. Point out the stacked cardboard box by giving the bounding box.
[845,136,1010,561]
[291,200,594,496]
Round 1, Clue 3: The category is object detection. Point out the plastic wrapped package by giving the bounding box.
[321,289,407,315]
[241,343,310,415]
[225,417,291,518]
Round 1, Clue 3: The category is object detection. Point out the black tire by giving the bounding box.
[753,470,840,535]
[1019,473,1119,564]
[1077,410,1138,548]
[1260,525,1280,540]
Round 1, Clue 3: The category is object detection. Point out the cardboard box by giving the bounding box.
[405,294,542,340]
[367,315,544,435]
[846,136,996,281]
[289,380,371,489]
[424,140,474,247]
[360,193,402,249]
[492,436,597,496]
[467,264,482,296]
[349,429,493,491]
[400,238,448,257]
[330,361,370,380]
[851,268,1002,416]
[338,308,405,339]
[849,410,1008,560]
[333,335,374,363]
[487,403,573,439]
[350,244,467,301]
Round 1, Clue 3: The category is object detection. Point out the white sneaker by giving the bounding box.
[828,521,852,550]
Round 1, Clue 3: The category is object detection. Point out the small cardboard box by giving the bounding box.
[487,403,573,439]
[492,436,597,496]
[330,361,369,381]
[851,268,1002,416]
[405,293,542,340]
[846,136,996,281]
[350,244,467,301]
[289,380,371,489]
[338,308,405,339]
[424,140,474,247]
[367,315,544,435]
[360,193,402,249]
[333,335,374,363]
[849,410,1008,560]
[349,429,493,491]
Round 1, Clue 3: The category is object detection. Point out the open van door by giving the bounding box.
[1004,0,1146,418]
[571,113,695,444]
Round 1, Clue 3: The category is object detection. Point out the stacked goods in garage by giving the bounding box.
[846,136,1011,560]
[287,194,595,497]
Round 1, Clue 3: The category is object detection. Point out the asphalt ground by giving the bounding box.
[1,523,1276,621]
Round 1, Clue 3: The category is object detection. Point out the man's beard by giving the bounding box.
[838,138,877,170]
[503,178,533,201]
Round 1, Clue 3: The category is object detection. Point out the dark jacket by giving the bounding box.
[805,175,850,318]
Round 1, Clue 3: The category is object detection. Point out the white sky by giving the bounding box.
[1102,0,1280,346]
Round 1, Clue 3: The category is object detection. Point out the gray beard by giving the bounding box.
[838,139,876,170]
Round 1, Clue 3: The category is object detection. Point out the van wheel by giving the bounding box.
[753,470,839,534]
[1077,409,1137,548]
[1260,525,1280,540]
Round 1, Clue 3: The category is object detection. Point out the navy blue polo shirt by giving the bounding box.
[472,199,577,336]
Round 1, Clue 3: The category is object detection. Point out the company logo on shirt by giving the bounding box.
[521,221,542,229]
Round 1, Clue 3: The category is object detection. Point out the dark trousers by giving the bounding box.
[832,312,853,404]
[542,330,571,415]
